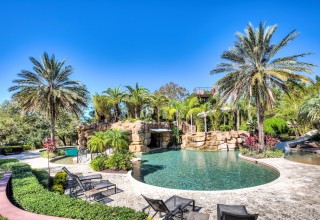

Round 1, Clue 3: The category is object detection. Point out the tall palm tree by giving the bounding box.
[103,86,124,122]
[105,129,130,152]
[9,52,89,142]
[125,83,150,118]
[211,22,315,150]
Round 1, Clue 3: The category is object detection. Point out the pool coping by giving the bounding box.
[128,153,283,194]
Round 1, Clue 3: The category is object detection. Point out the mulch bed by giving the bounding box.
[100,169,128,174]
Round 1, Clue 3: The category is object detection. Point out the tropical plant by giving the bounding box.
[298,94,320,128]
[149,94,168,122]
[87,131,108,154]
[104,151,133,171]
[9,52,89,141]
[125,83,150,118]
[105,129,130,152]
[103,86,125,122]
[210,22,315,151]
[264,117,289,136]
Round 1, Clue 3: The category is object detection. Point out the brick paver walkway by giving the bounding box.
[1,150,320,220]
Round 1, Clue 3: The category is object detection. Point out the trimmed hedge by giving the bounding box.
[1,159,147,220]
[32,168,49,188]
[0,158,19,167]
[0,146,24,155]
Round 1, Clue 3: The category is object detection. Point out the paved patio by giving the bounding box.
[1,150,320,220]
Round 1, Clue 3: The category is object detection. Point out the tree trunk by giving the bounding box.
[236,109,240,131]
[114,104,120,122]
[257,102,265,152]
[134,106,138,118]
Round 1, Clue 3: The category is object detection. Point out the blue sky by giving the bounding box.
[0,0,319,104]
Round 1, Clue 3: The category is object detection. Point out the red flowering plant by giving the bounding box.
[244,135,258,151]
[43,138,57,186]
[265,134,278,150]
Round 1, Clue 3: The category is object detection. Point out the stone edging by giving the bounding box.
[238,154,281,173]
[0,172,71,220]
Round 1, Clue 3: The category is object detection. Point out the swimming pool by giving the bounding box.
[132,149,279,190]
[285,151,320,165]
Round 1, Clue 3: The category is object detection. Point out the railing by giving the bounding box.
[77,149,88,163]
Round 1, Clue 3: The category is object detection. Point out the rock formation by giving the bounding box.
[181,130,249,151]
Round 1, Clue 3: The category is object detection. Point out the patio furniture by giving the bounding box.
[142,195,195,220]
[73,175,116,201]
[217,204,258,220]
[62,167,102,181]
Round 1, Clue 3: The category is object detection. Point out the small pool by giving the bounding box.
[132,149,279,190]
[285,151,320,165]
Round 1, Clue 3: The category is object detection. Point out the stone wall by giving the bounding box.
[77,120,173,152]
[181,130,249,151]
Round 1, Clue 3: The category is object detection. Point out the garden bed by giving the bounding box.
[0,159,147,220]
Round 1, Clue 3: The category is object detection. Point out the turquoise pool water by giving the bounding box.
[132,150,279,190]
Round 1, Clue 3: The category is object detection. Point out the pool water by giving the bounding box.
[285,151,320,165]
[132,150,279,190]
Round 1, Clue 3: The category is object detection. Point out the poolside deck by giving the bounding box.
[1,150,320,219]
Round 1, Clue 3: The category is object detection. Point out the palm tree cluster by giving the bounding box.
[93,82,169,122]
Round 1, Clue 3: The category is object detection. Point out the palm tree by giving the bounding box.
[87,131,108,154]
[150,94,168,122]
[105,129,130,152]
[125,83,150,118]
[298,94,320,129]
[9,52,89,142]
[103,86,124,122]
[211,22,315,151]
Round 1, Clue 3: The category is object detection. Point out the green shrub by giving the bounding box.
[4,160,147,220]
[0,146,24,155]
[0,158,19,167]
[264,117,289,136]
[240,124,249,131]
[219,124,232,131]
[0,173,3,179]
[52,172,68,194]
[239,148,250,155]
[90,155,108,171]
[32,169,49,188]
[23,145,32,151]
[52,184,64,194]
[105,151,133,171]
[0,162,30,173]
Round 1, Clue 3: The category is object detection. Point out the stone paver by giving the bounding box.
[1,151,320,220]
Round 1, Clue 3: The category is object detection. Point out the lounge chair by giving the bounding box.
[73,175,116,201]
[217,204,258,220]
[142,195,195,220]
[62,167,102,181]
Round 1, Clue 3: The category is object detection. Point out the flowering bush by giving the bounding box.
[265,134,278,150]
[244,135,258,150]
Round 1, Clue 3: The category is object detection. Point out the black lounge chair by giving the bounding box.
[73,175,116,201]
[142,195,195,220]
[217,204,258,220]
[62,167,102,181]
